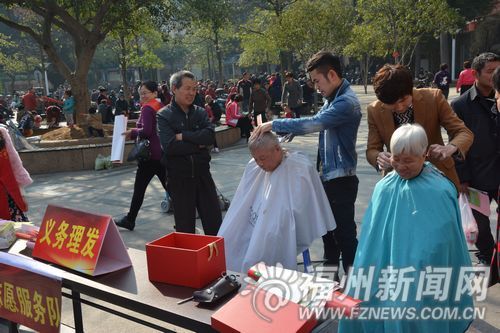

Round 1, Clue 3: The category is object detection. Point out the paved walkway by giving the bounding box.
[17,86,499,332]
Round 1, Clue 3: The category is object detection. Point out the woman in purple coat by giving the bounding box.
[115,81,167,231]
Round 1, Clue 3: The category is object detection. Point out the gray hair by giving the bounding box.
[170,70,196,90]
[390,124,428,156]
[248,132,280,152]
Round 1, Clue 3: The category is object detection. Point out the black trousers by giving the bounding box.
[322,175,359,273]
[127,160,167,222]
[237,117,253,138]
[253,111,267,126]
[473,190,498,262]
[168,172,222,236]
[439,87,449,100]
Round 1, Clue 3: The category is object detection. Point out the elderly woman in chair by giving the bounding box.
[339,124,474,333]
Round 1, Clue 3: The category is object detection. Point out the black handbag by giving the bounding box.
[127,138,151,162]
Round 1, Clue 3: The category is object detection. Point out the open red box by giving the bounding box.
[145,232,226,288]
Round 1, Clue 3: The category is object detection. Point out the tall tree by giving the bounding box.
[357,0,461,66]
[174,0,234,85]
[271,0,355,66]
[251,0,296,70]
[108,8,164,87]
[344,24,387,94]
[0,1,156,119]
[238,9,280,69]
[0,32,38,92]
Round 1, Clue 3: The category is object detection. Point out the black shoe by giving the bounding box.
[115,216,135,231]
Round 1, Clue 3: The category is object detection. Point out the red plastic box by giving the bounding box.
[145,232,226,289]
[211,286,317,333]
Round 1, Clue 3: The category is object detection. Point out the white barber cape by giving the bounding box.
[218,152,336,273]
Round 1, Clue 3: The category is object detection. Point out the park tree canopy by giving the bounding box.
[0,0,160,118]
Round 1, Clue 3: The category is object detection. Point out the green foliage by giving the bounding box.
[270,0,356,61]
[239,0,356,67]
[238,9,280,67]
[170,0,236,81]
[356,0,461,65]
[0,32,38,82]
[344,24,387,60]
[106,8,164,72]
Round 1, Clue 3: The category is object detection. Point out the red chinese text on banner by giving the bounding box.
[0,261,61,333]
[33,205,132,276]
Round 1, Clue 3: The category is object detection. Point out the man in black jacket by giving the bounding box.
[452,52,500,265]
[157,71,222,235]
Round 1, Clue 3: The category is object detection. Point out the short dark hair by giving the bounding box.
[140,80,158,94]
[373,64,413,104]
[472,52,500,74]
[285,71,294,78]
[170,70,196,89]
[493,66,500,92]
[306,51,343,79]
[463,60,471,69]
[234,94,243,102]
[440,63,448,71]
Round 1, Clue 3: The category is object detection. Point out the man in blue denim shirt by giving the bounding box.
[253,51,362,275]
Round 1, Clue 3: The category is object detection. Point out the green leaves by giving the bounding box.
[240,0,356,67]
[352,0,461,65]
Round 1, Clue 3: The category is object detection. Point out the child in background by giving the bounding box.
[284,105,293,118]
[17,108,34,137]
[87,102,104,137]
[62,89,75,127]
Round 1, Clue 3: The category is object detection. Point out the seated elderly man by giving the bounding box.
[339,124,473,333]
[218,132,336,273]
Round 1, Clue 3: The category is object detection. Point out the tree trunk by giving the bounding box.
[363,54,370,94]
[414,42,421,77]
[119,35,130,104]
[440,32,449,67]
[215,30,224,87]
[134,35,143,81]
[10,76,15,94]
[70,75,90,125]
[279,50,287,72]
[207,45,212,81]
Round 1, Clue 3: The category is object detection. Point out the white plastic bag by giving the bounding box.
[95,154,113,171]
[459,194,478,245]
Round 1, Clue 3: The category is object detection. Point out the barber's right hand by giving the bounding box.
[251,121,273,139]
[376,151,392,171]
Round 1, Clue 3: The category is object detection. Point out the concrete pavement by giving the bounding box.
[16,86,500,332]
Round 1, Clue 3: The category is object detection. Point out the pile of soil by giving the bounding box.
[40,124,114,140]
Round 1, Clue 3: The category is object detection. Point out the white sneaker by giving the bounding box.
[212,147,220,153]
